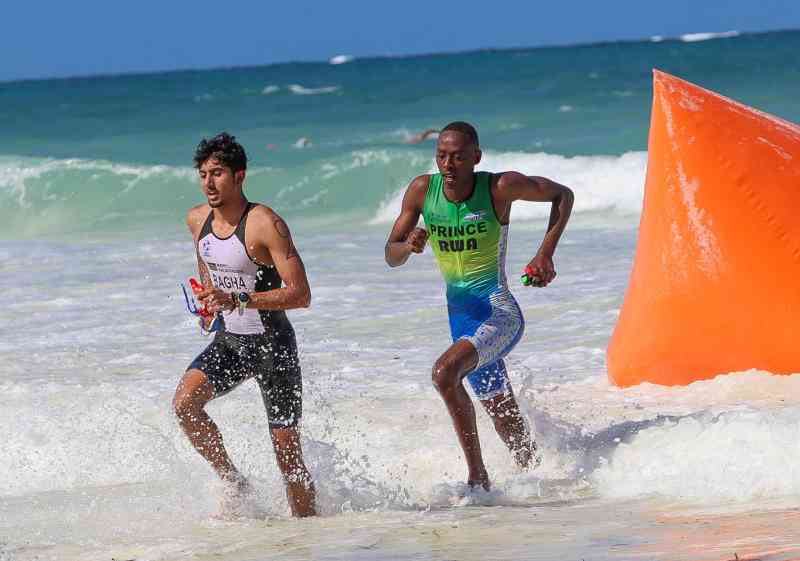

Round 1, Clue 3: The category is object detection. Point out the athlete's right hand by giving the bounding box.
[406,227,428,253]
[198,287,236,314]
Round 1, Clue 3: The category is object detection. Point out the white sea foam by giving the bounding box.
[590,372,800,502]
[594,406,800,501]
[370,150,647,224]
[261,85,280,95]
[2,235,798,507]
[318,149,397,179]
[288,84,341,95]
[680,30,740,42]
[650,31,740,44]
[0,156,216,236]
[2,223,799,559]
[0,156,195,209]
[329,54,354,65]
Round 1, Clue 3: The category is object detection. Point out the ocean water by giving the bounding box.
[2,30,800,561]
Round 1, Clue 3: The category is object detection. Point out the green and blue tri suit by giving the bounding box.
[422,172,524,400]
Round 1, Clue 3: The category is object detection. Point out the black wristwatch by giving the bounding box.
[233,292,250,315]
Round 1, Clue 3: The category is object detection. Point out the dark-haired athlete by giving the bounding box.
[173,132,315,517]
[385,122,574,491]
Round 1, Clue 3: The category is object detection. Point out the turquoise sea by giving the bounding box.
[1,30,799,561]
[2,29,800,237]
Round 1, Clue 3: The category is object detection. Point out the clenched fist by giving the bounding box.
[406,227,428,253]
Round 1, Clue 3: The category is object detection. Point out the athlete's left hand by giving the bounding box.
[198,287,235,314]
[525,253,556,287]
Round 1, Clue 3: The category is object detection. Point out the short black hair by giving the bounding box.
[441,121,479,148]
[193,132,247,173]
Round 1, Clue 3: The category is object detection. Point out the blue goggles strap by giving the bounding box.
[180,283,200,316]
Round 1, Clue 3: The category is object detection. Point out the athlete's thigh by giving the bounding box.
[466,358,511,400]
[435,338,480,378]
[464,305,524,372]
[187,332,254,399]
[459,294,524,399]
[173,368,214,410]
[256,336,302,429]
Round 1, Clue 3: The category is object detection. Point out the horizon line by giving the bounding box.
[2,27,797,86]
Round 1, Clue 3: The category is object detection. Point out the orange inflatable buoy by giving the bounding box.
[607,70,800,387]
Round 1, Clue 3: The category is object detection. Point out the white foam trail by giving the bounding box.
[261,85,280,95]
[370,150,647,224]
[329,55,354,65]
[680,31,739,42]
[288,84,341,95]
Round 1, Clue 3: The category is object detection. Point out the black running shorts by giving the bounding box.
[187,328,302,429]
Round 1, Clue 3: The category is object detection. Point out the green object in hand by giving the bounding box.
[521,265,539,286]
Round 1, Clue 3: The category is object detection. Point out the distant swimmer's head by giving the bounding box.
[194,132,248,208]
[436,121,482,188]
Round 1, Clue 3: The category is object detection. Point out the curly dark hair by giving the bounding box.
[441,121,480,148]
[193,132,247,173]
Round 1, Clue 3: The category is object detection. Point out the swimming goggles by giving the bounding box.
[180,278,223,335]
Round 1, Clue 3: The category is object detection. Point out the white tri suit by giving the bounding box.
[187,203,302,428]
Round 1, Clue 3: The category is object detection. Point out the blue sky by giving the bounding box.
[4,0,800,81]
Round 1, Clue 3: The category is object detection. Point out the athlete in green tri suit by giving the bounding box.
[385,122,574,491]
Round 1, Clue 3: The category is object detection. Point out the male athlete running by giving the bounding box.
[173,133,315,517]
[385,122,574,490]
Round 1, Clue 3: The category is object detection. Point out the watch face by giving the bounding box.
[238,292,250,303]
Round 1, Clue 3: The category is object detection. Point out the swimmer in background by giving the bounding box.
[404,128,439,144]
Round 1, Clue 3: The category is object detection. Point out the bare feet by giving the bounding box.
[467,470,491,492]
[217,474,256,519]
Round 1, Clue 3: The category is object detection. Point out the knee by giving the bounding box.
[173,370,212,421]
[172,390,207,422]
[431,358,460,395]
[173,395,194,421]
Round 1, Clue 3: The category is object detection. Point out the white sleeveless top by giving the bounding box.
[197,204,288,335]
